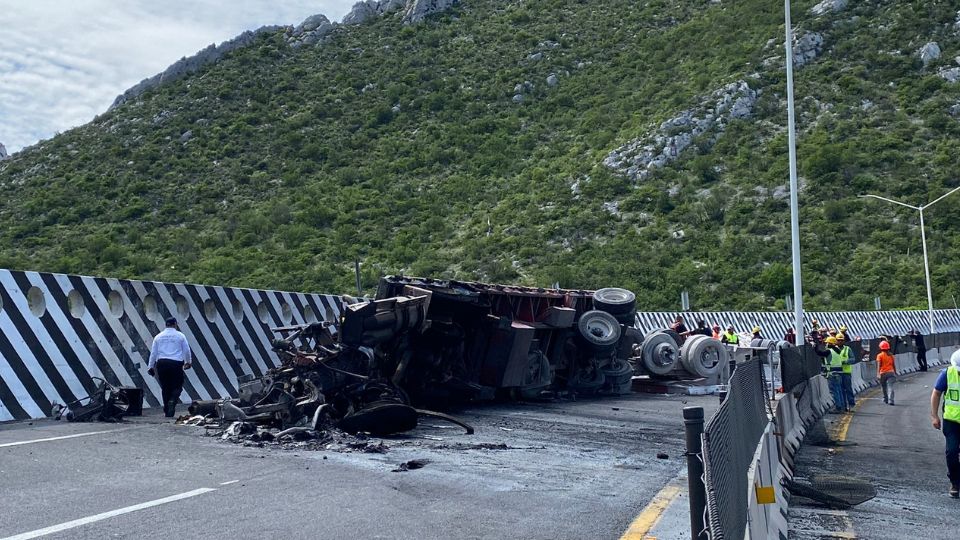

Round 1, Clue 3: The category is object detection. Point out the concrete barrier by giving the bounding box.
[0,269,343,421]
[744,343,958,539]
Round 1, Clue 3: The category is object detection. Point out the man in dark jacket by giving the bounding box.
[690,319,711,337]
[910,330,928,372]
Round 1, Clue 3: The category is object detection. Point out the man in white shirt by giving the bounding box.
[147,318,192,418]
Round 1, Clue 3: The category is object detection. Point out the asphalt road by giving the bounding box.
[0,391,716,540]
[789,369,956,539]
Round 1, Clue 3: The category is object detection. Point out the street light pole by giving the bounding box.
[860,184,960,333]
[919,208,934,334]
[784,0,804,344]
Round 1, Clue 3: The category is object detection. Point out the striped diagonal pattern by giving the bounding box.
[0,269,342,422]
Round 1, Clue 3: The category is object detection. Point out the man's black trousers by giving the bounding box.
[917,349,928,371]
[156,359,185,418]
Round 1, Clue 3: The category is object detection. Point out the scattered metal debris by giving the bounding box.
[50,378,130,422]
[393,458,431,472]
[783,475,877,509]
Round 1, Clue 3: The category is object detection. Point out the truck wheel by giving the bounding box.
[519,350,553,399]
[600,357,634,395]
[578,310,622,354]
[655,328,683,345]
[593,288,636,315]
[640,331,680,376]
[614,311,638,326]
[568,362,606,394]
[680,335,727,378]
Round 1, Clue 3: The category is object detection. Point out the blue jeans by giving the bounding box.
[945,419,960,487]
[828,376,843,411]
[840,373,856,409]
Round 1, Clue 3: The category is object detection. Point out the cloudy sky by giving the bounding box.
[0,0,356,154]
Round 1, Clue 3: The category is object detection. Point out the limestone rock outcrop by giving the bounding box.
[110,26,281,109]
[920,42,941,67]
[604,81,759,181]
[108,0,461,111]
[403,0,458,23]
[0,143,8,160]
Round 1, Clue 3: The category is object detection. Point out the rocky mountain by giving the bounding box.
[1,0,960,311]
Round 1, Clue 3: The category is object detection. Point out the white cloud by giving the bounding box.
[0,0,356,153]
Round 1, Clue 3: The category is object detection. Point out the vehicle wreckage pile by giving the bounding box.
[178,277,732,442]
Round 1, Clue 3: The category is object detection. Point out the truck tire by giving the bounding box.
[640,331,680,376]
[578,310,622,354]
[568,361,606,394]
[680,335,727,378]
[615,311,638,326]
[750,338,779,367]
[600,357,634,395]
[518,350,553,399]
[593,288,636,316]
[656,328,683,345]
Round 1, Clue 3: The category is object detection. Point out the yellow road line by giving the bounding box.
[820,386,882,540]
[619,481,682,540]
[829,387,879,442]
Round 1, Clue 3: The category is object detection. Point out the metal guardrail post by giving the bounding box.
[684,406,708,540]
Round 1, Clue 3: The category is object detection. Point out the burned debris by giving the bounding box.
[51,378,141,422]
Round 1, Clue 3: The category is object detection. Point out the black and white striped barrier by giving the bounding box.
[0,269,342,422]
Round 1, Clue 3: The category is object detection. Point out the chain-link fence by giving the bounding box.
[702,358,768,540]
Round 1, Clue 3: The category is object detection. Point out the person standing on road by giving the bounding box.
[877,340,896,406]
[751,326,763,341]
[930,349,960,498]
[148,318,192,418]
[819,336,845,412]
[910,330,928,372]
[837,334,858,411]
[712,324,721,339]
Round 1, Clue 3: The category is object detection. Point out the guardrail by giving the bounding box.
[698,332,960,539]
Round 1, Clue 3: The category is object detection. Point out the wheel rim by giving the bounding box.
[585,317,616,341]
[653,343,676,367]
[697,347,720,369]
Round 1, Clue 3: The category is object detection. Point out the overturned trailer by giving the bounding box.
[195,276,726,436]
[374,276,642,404]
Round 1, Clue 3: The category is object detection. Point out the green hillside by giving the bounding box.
[2,0,960,311]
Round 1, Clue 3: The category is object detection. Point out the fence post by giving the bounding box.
[684,406,708,540]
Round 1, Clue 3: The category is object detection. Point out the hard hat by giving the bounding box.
[951,349,960,368]
[840,325,848,331]
[825,336,838,345]
[836,332,846,341]
[879,341,890,351]
[752,326,761,333]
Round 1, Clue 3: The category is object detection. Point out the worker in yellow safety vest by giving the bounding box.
[836,334,857,411]
[819,336,846,413]
[931,349,960,498]
[720,325,739,345]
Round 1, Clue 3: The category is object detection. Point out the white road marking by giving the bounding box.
[0,428,132,449]
[219,480,239,486]
[0,488,217,540]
